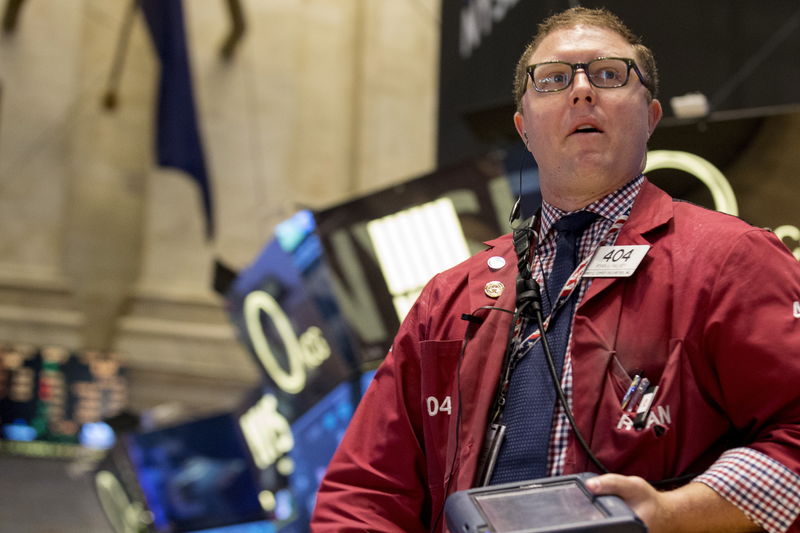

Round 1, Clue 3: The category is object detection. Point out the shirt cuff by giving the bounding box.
[694,447,800,533]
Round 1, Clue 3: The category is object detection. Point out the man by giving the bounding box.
[311,7,800,532]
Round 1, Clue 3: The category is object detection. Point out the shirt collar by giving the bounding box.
[539,174,645,237]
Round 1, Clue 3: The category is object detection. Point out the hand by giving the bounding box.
[585,474,762,533]
[585,474,673,532]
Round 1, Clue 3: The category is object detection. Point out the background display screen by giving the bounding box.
[0,344,125,455]
[126,413,266,533]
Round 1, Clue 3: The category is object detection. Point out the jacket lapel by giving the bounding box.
[578,180,674,309]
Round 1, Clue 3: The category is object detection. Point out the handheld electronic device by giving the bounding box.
[444,473,646,533]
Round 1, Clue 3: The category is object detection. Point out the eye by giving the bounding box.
[596,68,620,81]
[534,64,571,89]
[546,72,568,84]
[589,59,628,86]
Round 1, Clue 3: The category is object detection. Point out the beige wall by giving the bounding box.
[0,0,440,413]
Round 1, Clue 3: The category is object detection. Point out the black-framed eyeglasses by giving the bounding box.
[526,57,649,93]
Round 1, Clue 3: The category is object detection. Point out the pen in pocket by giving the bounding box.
[626,377,650,413]
[620,374,641,410]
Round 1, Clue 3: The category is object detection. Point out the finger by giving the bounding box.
[585,474,649,499]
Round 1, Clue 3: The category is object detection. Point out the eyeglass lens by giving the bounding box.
[532,58,630,92]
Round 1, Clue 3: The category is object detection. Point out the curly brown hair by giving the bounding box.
[513,7,659,113]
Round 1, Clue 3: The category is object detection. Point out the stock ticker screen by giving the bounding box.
[0,344,124,456]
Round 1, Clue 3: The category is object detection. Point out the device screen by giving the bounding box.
[474,480,606,532]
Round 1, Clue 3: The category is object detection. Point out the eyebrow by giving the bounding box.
[533,55,621,63]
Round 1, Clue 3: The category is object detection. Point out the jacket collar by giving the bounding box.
[620,179,674,240]
[465,179,674,315]
[579,179,674,306]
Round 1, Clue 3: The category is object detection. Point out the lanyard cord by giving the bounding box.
[515,214,610,473]
[487,212,612,477]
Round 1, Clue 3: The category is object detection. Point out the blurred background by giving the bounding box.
[0,0,798,532]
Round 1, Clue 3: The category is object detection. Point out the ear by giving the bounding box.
[513,112,528,145]
[647,98,663,137]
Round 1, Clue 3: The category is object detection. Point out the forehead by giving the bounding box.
[529,24,636,64]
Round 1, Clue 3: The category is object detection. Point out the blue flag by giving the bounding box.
[141,0,214,238]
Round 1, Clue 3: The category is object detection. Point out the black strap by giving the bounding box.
[487,215,541,426]
[513,223,542,319]
[475,216,539,485]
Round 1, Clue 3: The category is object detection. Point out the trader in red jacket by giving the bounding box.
[312,7,800,533]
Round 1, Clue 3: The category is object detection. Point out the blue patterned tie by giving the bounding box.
[490,211,598,483]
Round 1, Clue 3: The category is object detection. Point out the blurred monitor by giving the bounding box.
[314,152,534,368]
[285,379,356,528]
[0,344,126,457]
[124,413,267,533]
[226,211,359,416]
[236,378,360,533]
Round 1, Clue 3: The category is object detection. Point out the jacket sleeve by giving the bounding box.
[310,279,433,532]
[695,229,800,532]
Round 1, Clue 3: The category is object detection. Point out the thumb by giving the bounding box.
[585,473,652,500]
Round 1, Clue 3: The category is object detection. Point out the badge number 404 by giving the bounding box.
[602,248,634,262]
[584,245,650,278]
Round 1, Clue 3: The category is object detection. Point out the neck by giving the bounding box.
[542,187,614,212]
[540,173,639,212]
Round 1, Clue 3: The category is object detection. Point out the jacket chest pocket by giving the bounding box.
[419,340,462,487]
[586,338,728,482]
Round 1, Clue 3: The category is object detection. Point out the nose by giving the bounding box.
[570,68,594,105]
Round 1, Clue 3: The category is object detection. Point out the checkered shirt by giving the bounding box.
[530,175,800,532]
[531,174,643,476]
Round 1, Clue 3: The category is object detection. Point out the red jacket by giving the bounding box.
[311,181,800,532]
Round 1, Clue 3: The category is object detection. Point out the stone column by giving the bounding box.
[62,0,155,351]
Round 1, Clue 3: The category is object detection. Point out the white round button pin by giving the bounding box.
[487,256,506,271]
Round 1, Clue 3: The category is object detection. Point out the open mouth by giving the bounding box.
[571,124,602,134]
